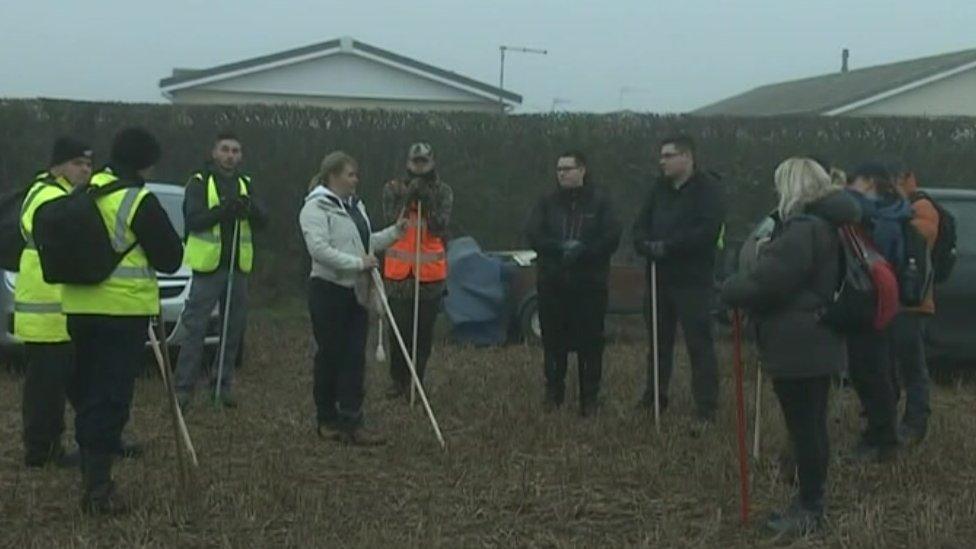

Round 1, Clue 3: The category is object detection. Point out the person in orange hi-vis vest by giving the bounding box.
[381,143,453,400]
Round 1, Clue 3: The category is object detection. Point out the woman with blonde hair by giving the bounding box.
[722,157,860,535]
[299,151,406,446]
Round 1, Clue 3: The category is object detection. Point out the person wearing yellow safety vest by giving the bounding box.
[173,132,266,410]
[54,128,183,515]
[632,135,726,426]
[381,143,453,400]
[17,137,92,468]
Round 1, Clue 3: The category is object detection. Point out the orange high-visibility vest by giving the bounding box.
[384,207,447,282]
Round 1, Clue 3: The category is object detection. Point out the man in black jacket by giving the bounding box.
[633,135,725,423]
[174,133,267,409]
[526,151,621,416]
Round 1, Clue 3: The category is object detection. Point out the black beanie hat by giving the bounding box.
[110,127,161,171]
[849,161,891,183]
[49,137,93,167]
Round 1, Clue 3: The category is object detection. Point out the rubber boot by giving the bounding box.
[578,349,603,417]
[543,350,567,411]
[80,450,128,516]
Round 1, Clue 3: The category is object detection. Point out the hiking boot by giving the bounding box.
[114,438,144,460]
[316,419,341,440]
[847,440,898,464]
[385,383,407,401]
[215,391,238,409]
[80,451,128,516]
[336,425,386,447]
[579,398,602,418]
[898,423,928,446]
[176,391,191,412]
[543,385,564,412]
[636,391,668,413]
[25,444,78,469]
[766,500,823,536]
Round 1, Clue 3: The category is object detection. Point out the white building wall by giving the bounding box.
[848,67,976,117]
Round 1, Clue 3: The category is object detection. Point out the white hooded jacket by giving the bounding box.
[299,185,402,307]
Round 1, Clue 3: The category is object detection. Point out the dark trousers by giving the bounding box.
[772,376,831,513]
[308,278,368,429]
[847,330,899,447]
[538,283,607,404]
[67,315,146,455]
[889,312,931,431]
[645,281,719,418]
[22,342,75,459]
[388,296,440,389]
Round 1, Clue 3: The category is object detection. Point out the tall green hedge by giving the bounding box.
[2,99,975,299]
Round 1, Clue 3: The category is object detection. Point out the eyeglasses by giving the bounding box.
[660,152,683,160]
[556,166,579,173]
[410,157,430,165]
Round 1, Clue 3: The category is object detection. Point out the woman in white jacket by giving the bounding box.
[300,151,405,446]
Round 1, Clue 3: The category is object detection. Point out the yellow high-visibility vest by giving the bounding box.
[183,172,253,273]
[61,169,159,316]
[14,172,71,342]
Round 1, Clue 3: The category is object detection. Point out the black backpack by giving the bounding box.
[0,175,58,271]
[819,223,900,334]
[33,179,139,285]
[898,220,933,307]
[911,191,957,284]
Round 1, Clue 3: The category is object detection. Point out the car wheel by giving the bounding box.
[519,297,542,344]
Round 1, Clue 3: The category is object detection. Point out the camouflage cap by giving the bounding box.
[407,142,433,161]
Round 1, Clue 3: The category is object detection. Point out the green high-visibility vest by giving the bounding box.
[61,169,159,316]
[14,172,71,342]
[183,173,253,273]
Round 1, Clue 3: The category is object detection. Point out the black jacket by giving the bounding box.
[525,183,621,289]
[113,165,183,274]
[183,166,267,271]
[631,171,726,287]
[721,190,860,379]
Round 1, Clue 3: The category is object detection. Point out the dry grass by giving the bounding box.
[1,312,975,548]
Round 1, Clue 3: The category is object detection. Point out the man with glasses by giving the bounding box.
[525,150,621,416]
[632,135,726,425]
[381,142,453,400]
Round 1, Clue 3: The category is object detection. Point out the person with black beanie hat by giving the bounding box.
[53,127,183,515]
[16,137,92,469]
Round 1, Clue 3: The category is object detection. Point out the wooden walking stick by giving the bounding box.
[410,201,422,407]
[371,269,446,449]
[148,321,199,469]
[651,261,661,433]
[732,309,750,525]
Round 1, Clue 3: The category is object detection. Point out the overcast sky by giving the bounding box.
[2,0,975,113]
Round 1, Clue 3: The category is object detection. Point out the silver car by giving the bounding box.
[0,182,219,369]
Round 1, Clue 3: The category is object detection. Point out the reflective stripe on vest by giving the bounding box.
[61,169,159,316]
[183,173,254,273]
[14,175,71,342]
[383,208,447,282]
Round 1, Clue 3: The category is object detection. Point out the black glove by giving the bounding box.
[560,239,585,264]
[636,240,668,261]
[214,203,236,222]
[233,196,251,219]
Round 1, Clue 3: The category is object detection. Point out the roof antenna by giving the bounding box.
[842,48,850,73]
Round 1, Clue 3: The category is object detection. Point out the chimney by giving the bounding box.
[842,48,850,73]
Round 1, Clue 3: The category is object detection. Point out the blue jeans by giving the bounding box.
[890,312,931,432]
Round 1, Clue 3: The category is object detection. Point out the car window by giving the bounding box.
[940,199,976,255]
[152,190,185,238]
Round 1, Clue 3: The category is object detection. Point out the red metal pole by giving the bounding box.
[733,309,750,525]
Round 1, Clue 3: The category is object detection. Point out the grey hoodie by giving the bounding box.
[299,185,403,306]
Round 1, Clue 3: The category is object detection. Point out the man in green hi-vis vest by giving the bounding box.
[174,132,267,410]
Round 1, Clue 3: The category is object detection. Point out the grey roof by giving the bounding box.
[159,37,522,103]
[694,47,976,116]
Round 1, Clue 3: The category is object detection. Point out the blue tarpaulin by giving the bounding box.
[444,237,510,346]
